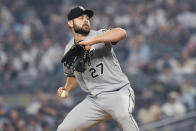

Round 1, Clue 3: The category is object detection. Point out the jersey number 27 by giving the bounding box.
[89,63,103,78]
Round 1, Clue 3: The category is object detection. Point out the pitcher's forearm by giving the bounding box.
[64,77,78,92]
[88,28,126,45]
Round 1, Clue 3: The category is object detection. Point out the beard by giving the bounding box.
[73,21,90,36]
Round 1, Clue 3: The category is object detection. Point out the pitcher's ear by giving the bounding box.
[68,20,73,28]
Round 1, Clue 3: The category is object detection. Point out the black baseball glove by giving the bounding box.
[61,41,90,73]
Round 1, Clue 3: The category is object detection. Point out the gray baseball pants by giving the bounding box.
[57,85,139,131]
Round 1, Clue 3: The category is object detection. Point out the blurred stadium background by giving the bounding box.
[0,0,196,131]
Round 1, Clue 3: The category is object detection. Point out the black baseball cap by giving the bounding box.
[67,6,94,20]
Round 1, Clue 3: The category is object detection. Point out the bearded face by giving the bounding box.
[73,20,90,36]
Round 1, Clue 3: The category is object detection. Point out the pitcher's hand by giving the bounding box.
[57,87,69,99]
[79,40,92,50]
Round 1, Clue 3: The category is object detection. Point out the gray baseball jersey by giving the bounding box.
[59,29,139,131]
[63,29,130,96]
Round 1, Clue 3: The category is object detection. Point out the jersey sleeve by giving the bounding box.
[62,43,75,77]
[63,64,75,77]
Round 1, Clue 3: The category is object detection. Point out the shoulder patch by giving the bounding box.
[100,29,108,32]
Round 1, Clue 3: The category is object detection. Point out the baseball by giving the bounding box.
[61,90,68,98]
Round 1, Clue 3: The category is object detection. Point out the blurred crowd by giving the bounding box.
[1,0,196,130]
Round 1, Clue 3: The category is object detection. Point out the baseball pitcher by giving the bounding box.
[57,6,139,131]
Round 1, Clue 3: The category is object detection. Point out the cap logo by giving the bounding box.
[78,6,85,10]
